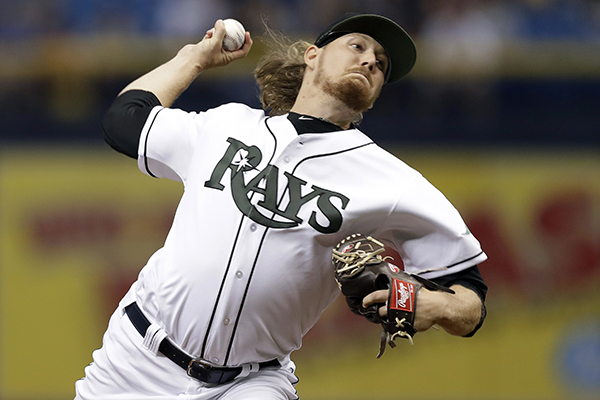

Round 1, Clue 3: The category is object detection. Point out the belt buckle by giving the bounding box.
[187,358,215,377]
[187,358,237,384]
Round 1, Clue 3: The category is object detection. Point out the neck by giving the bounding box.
[290,87,358,130]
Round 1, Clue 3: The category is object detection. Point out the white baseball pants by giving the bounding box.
[74,290,299,400]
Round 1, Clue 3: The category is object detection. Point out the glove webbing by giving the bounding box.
[332,236,388,276]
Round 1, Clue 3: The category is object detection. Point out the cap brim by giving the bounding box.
[315,14,417,84]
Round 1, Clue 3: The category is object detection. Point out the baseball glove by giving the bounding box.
[332,233,455,358]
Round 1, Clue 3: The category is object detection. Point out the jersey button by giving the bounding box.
[223,318,230,325]
[236,271,243,279]
[250,224,257,232]
[284,156,290,163]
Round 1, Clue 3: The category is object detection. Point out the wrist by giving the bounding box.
[173,46,206,76]
[436,292,455,330]
[413,288,451,332]
[432,290,453,326]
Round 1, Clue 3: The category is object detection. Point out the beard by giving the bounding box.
[314,62,380,113]
[323,77,374,113]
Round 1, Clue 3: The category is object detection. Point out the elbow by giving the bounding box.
[100,90,162,159]
[101,108,117,145]
[102,109,138,159]
[462,300,486,338]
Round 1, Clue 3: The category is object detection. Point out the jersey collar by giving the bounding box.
[287,112,356,134]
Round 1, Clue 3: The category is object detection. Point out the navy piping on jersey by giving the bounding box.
[142,108,165,178]
[224,227,271,364]
[199,215,245,360]
[444,251,485,270]
[201,116,279,362]
[291,142,375,171]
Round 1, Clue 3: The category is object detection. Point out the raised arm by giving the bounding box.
[102,20,252,158]
[120,19,252,106]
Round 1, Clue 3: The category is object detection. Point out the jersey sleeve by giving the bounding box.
[137,105,214,182]
[383,172,488,279]
[137,103,266,183]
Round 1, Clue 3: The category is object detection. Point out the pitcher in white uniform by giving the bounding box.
[75,13,488,400]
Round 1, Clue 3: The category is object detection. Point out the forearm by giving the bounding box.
[421,284,484,336]
[120,47,204,107]
[118,19,252,107]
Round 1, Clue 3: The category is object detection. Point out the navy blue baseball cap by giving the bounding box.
[314,13,417,84]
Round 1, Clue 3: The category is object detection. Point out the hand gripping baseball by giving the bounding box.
[182,19,252,71]
[332,234,455,358]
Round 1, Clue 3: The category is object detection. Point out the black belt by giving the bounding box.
[124,302,279,384]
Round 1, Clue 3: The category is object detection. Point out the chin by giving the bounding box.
[325,77,375,113]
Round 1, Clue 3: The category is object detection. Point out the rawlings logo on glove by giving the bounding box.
[332,233,455,358]
[392,279,414,312]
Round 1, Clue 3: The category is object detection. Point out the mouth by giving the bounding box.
[348,71,371,85]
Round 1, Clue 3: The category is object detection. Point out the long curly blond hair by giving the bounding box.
[254,29,310,116]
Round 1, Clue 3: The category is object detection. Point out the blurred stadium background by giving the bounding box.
[1,0,599,399]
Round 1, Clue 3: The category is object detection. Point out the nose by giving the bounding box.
[361,52,377,71]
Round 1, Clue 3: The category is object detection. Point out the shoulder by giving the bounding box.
[155,103,267,134]
[350,131,424,179]
[204,103,266,121]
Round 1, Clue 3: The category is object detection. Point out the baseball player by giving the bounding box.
[75,13,488,400]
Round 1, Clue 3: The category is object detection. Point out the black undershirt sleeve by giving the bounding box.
[430,265,488,337]
[102,89,162,159]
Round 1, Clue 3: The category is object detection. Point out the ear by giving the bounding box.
[304,45,320,70]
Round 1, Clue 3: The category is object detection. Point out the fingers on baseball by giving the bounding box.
[239,32,253,53]
[211,20,227,42]
[226,32,252,58]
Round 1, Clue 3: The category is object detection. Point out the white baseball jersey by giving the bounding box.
[131,102,487,368]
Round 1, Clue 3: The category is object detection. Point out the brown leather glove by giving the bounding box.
[332,233,455,357]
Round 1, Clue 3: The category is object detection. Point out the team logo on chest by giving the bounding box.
[204,137,349,233]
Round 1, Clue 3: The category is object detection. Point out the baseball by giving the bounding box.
[222,18,246,51]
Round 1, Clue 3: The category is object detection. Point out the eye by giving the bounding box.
[350,43,363,51]
[375,58,388,72]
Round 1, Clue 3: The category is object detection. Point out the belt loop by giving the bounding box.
[237,362,260,379]
[142,322,168,356]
